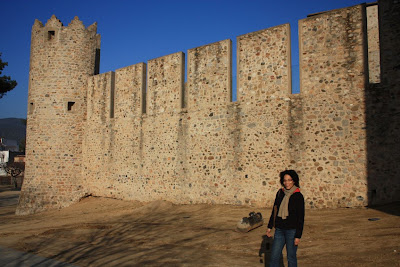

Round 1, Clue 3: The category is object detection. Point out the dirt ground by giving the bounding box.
[0,185,399,267]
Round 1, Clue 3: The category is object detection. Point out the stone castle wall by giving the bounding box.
[295,5,368,207]
[18,1,400,214]
[83,4,368,208]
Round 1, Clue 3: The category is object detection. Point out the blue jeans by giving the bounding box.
[269,228,298,267]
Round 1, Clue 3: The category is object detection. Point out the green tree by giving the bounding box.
[0,53,17,99]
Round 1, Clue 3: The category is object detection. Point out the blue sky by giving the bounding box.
[0,0,364,119]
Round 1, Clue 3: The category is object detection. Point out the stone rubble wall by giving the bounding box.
[296,5,368,208]
[84,71,115,196]
[237,24,291,102]
[187,40,232,110]
[17,16,100,215]
[82,4,371,208]
[20,1,400,214]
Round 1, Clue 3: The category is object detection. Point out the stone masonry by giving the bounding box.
[17,16,99,214]
[17,1,400,215]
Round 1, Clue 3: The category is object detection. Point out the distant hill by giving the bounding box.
[0,118,27,145]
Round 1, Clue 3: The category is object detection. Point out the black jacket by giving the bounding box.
[267,188,305,238]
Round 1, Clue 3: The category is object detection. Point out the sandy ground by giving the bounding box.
[0,185,399,267]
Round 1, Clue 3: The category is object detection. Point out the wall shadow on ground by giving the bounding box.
[11,203,264,266]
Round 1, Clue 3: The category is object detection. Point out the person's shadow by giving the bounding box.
[259,235,284,267]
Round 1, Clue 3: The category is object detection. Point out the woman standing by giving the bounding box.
[266,170,305,267]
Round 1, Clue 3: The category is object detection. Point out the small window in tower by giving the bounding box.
[67,101,75,111]
[28,102,35,114]
[48,31,55,40]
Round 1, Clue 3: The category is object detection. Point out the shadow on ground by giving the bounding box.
[7,200,266,266]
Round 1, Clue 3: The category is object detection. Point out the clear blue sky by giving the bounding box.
[0,0,364,119]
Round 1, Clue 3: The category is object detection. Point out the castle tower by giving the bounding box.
[16,16,100,214]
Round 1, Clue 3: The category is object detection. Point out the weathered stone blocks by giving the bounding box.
[187,39,232,111]
[237,24,291,103]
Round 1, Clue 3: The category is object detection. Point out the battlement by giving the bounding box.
[18,1,400,214]
[187,39,232,111]
[89,4,370,119]
[31,15,99,47]
[238,24,291,103]
[147,52,184,115]
[32,15,98,31]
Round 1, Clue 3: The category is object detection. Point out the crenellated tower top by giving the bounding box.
[31,15,99,44]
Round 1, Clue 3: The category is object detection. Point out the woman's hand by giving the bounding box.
[266,228,272,237]
[294,238,300,246]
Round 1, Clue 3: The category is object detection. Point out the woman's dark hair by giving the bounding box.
[279,170,300,187]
